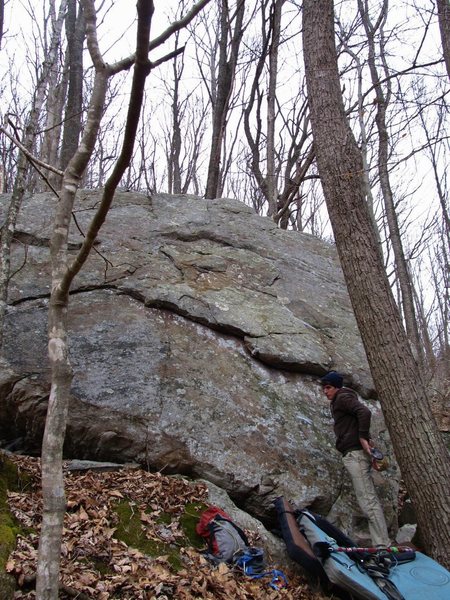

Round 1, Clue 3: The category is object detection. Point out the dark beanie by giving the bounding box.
[320,371,343,388]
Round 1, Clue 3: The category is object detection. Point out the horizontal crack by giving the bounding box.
[14,231,81,250]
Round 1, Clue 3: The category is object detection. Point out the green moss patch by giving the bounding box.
[112,499,209,573]
[179,502,208,549]
[0,454,32,599]
[0,456,28,566]
[114,500,184,571]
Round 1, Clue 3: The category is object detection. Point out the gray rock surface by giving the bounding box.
[0,191,398,540]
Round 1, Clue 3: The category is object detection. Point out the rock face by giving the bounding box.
[0,191,398,539]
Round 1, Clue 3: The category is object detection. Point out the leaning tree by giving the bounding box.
[303,0,450,568]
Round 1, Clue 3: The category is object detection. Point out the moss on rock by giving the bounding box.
[0,454,30,600]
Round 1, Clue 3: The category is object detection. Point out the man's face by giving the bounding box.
[322,384,338,401]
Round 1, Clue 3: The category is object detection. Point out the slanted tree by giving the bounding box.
[303,0,450,568]
[358,0,424,367]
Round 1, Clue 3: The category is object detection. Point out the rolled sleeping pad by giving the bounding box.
[273,496,327,581]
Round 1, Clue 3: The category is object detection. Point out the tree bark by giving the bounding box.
[0,0,4,49]
[35,2,212,596]
[266,0,283,217]
[437,0,450,80]
[0,0,68,350]
[168,33,183,194]
[35,63,110,600]
[358,0,424,368]
[205,0,245,198]
[303,0,450,568]
[60,0,85,170]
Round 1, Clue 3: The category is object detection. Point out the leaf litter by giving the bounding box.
[5,454,328,599]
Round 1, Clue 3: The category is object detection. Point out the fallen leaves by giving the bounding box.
[5,454,326,599]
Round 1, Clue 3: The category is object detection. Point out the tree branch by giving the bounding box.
[149,0,212,50]
[0,124,64,177]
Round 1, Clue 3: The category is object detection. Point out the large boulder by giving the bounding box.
[0,191,398,540]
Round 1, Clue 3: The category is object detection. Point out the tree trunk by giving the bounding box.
[358,0,424,368]
[0,0,68,349]
[266,0,283,217]
[335,20,380,247]
[35,2,212,596]
[205,0,245,198]
[0,0,4,48]
[303,0,450,568]
[169,42,183,194]
[35,65,110,600]
[437,0,450,80]
[60,0,85,170]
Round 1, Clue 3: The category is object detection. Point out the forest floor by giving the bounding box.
[3,453,331,600]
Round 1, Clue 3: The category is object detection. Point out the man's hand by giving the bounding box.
[359,437,372,455]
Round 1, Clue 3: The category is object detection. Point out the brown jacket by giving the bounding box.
[330,387,371,455]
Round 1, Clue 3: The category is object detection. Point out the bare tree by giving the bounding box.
[335,14,381,246]
[60,0,85,169]
[0,0,4,48]
[0,0,68,349]
[37,0,85,192]
[275,102,316,230]
[168,46,183,194]
[205,0,245,198]
[81,72,127,188]
[33,1,212,597]
[266,0,284,217]
[242,2,316,228]
[418,102,450,383]
[437,0,450,80]
[303,0,450,568]
[153,38,209,196]
[358,0,424,366]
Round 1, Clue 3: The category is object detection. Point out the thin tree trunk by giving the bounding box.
[60,0,85,169]
[303,0,450,568]
[36,2,212,596]
[0,0,4,48]
[205,0,245,198]
[266,0,283,217]
[358,0,424,367]
[243,1,271,202]
[0,0,68,349]
[169,42,183,194]
[36,65,110,600]
[437,0,450,80]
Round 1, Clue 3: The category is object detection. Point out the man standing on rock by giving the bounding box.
[320,370,391,548]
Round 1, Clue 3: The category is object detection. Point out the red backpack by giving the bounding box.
[195,506,249,562]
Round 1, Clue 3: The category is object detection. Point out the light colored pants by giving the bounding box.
[342,449,391,547]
